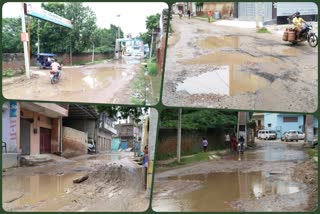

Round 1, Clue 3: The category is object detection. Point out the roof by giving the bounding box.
[67,104,99,120]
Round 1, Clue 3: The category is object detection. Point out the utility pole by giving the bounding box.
[149,31,154,63]
[177,108,182,163]
[21,3,30,79]
[27,16,31,63]
[37,19,40,56]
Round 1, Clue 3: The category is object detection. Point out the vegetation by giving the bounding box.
[160,109,237,131]
[96,105,148,123]
[257,27,270,33]
[2,2,123,54]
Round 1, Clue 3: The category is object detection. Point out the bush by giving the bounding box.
[147,62,157,76]
[257,27,270,33]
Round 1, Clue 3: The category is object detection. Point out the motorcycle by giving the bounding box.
[283,21,318,47]
[50,65,62,84]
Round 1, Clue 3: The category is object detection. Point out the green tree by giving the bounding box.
[97,106,148,123]
[139,13,160,48]
[2,18,23,53]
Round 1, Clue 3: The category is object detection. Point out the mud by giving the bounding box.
[162,16,318,112]
[2,152,149,212]
[2,58,159,105]
[152,140,317,212]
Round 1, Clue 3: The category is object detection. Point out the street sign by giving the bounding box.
[20,32,29,42]
[24,3,73,29]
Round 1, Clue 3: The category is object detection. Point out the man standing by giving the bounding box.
[202,138,208,152]
[207,10,213,23]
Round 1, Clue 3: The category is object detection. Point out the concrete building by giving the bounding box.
[203,2,234,18]
[252,112,265,130]
[63,104,117,156]
[234,2,317,24]
[2,102,68,168]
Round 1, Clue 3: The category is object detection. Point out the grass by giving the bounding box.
[257,27,270,33]
[147,62,157,76]
[165,152,212,167]
[307,148,318,159]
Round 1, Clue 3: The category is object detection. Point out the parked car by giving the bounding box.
[257,130,276,140]
[281,132,287,141]
[268,130,277,140]
[283,130,299,142]
[87,138,96,153]
[312,135,318,147]
[297,131,305,140]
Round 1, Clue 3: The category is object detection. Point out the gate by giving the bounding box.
[40,128,51,154]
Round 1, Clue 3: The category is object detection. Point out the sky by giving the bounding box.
[2,2,168,36]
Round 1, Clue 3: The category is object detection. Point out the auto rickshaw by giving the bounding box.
[36,53,56,69]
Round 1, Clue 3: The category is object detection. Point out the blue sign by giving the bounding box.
[10,101,17,117]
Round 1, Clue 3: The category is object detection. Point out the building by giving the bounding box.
[2,102,68,168]
[203,2,234,18]
[115,116,143,150]
[252,112,265,130]
[172,2,196,15]
[263,113,318,138]
[234,2,317,24]
[63,104,117,156]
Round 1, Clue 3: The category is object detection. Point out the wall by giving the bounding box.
[2,52,113,73]
[96,129,113,152]
[62,127,87,158]
[63,119,96,139]
[203,2,234,18]
[157,128,225,158]
[2,103,11,151]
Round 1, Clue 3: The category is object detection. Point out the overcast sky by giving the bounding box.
[2,2,168,36]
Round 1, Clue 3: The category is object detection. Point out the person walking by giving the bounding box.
[202,138,208,152]
[187,9,191,19]
[207,10,213,23]
[225,133,231,150]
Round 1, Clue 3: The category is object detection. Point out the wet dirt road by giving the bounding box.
[152,141,317,212]
[2,58,141,104]
[162,16,318,112]
[2,152,149,212]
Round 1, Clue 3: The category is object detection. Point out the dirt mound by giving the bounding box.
[293,160,318,211]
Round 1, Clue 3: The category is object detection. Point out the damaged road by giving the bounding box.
[2,58,141,104]
[162,17,317,112]
[2,152,149,212]
[152,140,318,212]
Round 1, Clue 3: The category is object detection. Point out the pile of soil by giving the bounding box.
[293,159,318,211]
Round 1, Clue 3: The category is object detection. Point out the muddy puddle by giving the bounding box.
[2,172,84,208]
[176,66,270,96]
[199,36,241,49]
[155,171,306,212]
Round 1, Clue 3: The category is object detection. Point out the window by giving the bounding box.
[268,123,271,127]
[239,125,245,131]
[283,117,298,122]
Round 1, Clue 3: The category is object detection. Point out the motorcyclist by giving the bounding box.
[51,59,61,77]
[292,12,306,41]
[238,135,245,153]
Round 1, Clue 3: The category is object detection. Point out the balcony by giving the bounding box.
[99,122,117,135]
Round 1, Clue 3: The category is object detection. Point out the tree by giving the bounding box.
[139,13,160,48]
[2,18,23,53]
[97,106,148,123]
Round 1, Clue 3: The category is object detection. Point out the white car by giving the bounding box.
[257,130,276,140]
[297,131,305,140]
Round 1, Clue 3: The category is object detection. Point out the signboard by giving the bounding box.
[20,32,29,42]
[24,3,73,29]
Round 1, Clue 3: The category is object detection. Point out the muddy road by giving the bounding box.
[152,141,318,212]
[162,16,318,112]
[3,58,143,104]
[2,152,149,212]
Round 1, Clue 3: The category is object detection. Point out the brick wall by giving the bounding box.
[2,52,114,74]
[62,127,87,158]
[157,128,225,158]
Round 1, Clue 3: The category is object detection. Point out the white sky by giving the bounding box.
[2,2,168,36]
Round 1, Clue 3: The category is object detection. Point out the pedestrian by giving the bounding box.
[231,135,238,152]
[178,9,183,19]
[225,132,231,150]
[202,137,208,152]
[187,9,191,19]
[238,135,245,153]
[207,10,213,23]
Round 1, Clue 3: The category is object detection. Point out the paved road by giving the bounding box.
[162,16,318,112]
